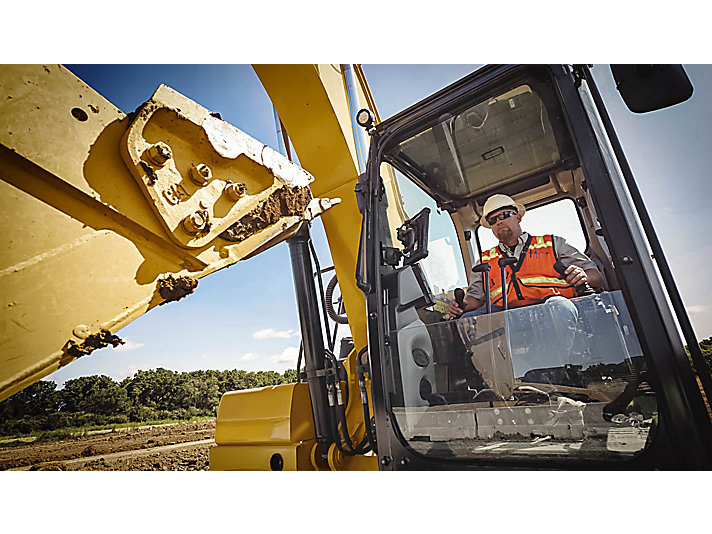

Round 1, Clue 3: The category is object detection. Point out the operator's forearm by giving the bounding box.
[585,268,604,288]
[463,295,484,312]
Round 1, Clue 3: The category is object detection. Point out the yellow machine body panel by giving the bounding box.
[209,383,317,471]
[210,380,377,471]
[0,65,337,402]
[215,382,315,444]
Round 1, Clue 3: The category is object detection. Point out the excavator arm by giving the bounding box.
[1,63,408,471]
[0,64,339,402]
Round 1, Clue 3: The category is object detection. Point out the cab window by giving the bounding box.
[476,198,587,256]
[378,67,656,466]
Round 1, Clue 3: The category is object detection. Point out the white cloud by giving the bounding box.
[113,339,144,352]
[687,305,710,315]
[252,328,299,340]
[274,346,299,364]
[116,363,144,380]
[241,352,257,361]
[199,353,208,359]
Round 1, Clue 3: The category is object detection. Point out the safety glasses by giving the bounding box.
[486,210,517,226]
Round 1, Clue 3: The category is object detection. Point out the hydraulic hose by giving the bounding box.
[356,347,377,453]
[308,239,333,350]
[325,349,371,456]
[326,274,349,325]
[296,341,303,383]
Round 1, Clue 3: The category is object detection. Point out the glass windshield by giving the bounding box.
[389,291,655,463]
[395,165,468,295]
[376,67,657,465]
[386,74,576,201]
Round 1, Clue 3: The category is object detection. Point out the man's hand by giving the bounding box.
[447,294,483,318]
[564,265,588,288]
[448,298,464,318]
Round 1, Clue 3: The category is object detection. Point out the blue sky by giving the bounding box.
[44,64,712,387]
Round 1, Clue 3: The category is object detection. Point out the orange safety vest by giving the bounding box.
[481,234,577,308]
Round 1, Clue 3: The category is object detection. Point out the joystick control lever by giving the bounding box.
[454,288,466,312]
[553,260,595,296]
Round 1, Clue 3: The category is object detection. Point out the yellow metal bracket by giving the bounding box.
[120,85,315,249]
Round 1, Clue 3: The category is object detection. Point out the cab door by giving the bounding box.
[361,64,712,470]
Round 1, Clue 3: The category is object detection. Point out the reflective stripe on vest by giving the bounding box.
[518,276,570,287]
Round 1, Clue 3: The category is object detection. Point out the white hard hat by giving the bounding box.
[480,194,526,228]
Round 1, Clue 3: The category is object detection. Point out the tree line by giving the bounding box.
[2,338,711,438]
[685,337,712,377]
[0,368,297,436]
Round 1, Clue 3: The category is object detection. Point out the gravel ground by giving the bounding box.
[0,420,215,471]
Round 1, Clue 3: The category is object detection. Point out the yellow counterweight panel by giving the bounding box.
[210,382,317,471]
[0,65,333,401]
[210,379,378,471]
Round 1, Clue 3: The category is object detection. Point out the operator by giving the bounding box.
[448,194,604,378]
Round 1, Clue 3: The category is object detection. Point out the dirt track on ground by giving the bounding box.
[0,420,215,471]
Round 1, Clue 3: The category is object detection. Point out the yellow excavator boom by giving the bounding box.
[0,64,404,470]
[0,64,337,402]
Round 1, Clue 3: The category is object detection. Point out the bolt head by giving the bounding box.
[190,163,212,185]
[224,181,246,201]
[73,324,91,339]
[182,211,208,235]
[147,142,172,166]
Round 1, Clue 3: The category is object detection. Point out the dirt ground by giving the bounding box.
[0,420,215,471]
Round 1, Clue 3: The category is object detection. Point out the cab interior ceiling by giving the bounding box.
[383,75,584,220]
[387,147,588,230]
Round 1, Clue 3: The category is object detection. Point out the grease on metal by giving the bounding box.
[219,186,312,243]
[157,274,199,303]
[64,330,125,359]
[139,161,159,185]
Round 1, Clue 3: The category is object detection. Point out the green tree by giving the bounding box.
[0,380,59,419]
[218,369,251,392]
[699,338,712,363]
[1,365,305,437]
[686,337,712,375]
[249,370,287,388]
[59,375,128,415]
[122,368,179,411]
[175,371,221,413]
[282,369,298,383]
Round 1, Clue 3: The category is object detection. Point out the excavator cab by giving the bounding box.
[359,65,712,469]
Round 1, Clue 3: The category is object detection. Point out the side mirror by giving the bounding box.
[610,65,693,113]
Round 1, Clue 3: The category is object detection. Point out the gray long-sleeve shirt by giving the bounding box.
[465,232,597,301]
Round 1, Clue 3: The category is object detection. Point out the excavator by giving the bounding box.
[1,64,711,470]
